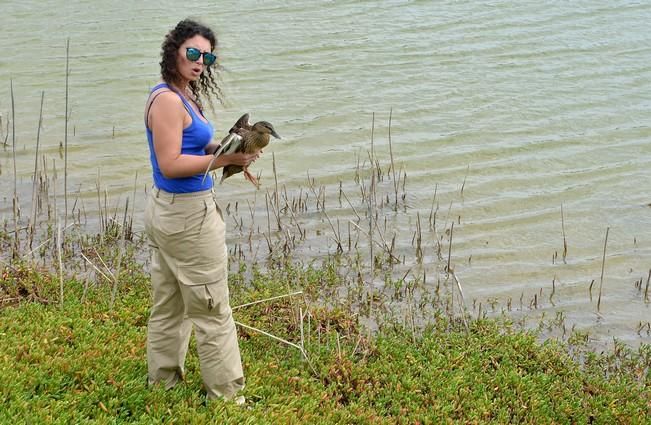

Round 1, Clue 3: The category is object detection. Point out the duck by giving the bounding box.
[201,113,255,183]
[220,119,281,188]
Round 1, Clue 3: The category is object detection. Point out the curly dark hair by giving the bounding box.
[160,19,224,111]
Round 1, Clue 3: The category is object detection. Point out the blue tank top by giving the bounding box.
[146,83,215,193]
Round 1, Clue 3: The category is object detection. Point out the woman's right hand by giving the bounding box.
[223,152,260,167]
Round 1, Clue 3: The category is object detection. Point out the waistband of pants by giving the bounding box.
[151,186,214,202]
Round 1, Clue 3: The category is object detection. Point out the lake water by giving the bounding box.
[1,1,650,347]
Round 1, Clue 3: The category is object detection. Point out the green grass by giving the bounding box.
[1,262,649,424]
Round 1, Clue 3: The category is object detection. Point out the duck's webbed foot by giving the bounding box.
[243,168,260,189]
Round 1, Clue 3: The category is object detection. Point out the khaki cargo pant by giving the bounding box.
[144,187,244,400]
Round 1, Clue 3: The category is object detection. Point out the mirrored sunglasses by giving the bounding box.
[186,47,217,66]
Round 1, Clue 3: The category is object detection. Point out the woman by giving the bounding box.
[143,19,256,403]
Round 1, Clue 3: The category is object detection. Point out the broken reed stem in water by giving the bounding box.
[265,188,282,231]
[272,152,280,211]
[349,220,400,263]
[96,170,104,238]
[23,223,74,259]
[340,188,361,221]
[64,38,70,229]
[597,227,609,313]
[429,184,438,231]
[460,164,469,198]
[1,116,7,146]
[561,203,568,263]
[415,212,423,263]
[322,210,342,252]
[447,222,454,275]
[388,108,399,210]
[645,269,650,303]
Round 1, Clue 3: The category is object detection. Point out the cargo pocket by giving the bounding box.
[206,283,229,316]
[180,280,229,316]
[182,284,213,315]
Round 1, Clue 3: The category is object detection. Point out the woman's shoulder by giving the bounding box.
[147,87,185,124]
[149,87,184,110]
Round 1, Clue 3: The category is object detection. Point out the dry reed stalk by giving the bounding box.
[234,320,318,376]
[64,38,70,229]
[300,307,305,352]
[340,188,361,221]
[130,171,138,233]
[2,116,8,146]
[443,200,454,231]
[447,222,454,274]
[23,223,74,258]
[121,198,129,236]
[10,79,19,258]
[561,204,568,263]
[284,197,304,238]
[263,193,273,253]
[460,165,469,198]
[322,209,342,252]
[387,108,399,210]
[92,247,114,279]
[80,252,113,283]
[96,170,104,238]
[367,114,377,341]
[450,270,469,331]
[28,91,45,248]
[233,291,304,311]
[415,212,423,262]
[57,222,64,309]
[109,219,127,311]
[272,152,280,209]
[373,220,399,263]
[370,112,375,166]
[265,189,282,231]
[246,197,256,223]
[645,269,650,302]
[597,227,609,313]
[429,184,438,231]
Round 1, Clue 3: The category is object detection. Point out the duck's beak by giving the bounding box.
[271,129,281,139]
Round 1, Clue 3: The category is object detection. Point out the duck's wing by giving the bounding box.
[229,113,251,133]
[201,133,244,184]
[217,133,243,156]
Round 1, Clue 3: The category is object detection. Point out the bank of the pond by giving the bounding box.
[1,262,649,424]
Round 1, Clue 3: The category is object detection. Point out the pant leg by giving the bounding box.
[146,244,189,389]
[144,191,194,389]
[179,280,244,400]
